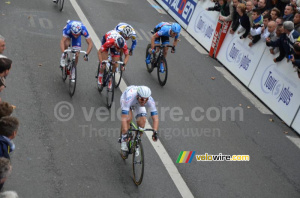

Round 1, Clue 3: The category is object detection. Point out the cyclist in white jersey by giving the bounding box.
[120,85,159,151]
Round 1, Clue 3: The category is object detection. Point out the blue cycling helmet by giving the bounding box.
[115,37,125,48]
[171,23,181,34]
[70,21,82,35]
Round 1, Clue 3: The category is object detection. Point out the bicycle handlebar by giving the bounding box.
[64,49,87,55]
[154,44,173,49]
[129,128,155,132]
[102,60,124,65]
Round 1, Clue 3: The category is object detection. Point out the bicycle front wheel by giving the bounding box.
[59,0,64,11]
[145,44,154,73]
[157,56,168,86]
[106,73,115,109]
[69,62,77,97]
[132,140,144,186]
[114,56,123,88]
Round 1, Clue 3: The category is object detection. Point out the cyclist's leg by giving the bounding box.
[71,36,82,65]
[161,36,170,58]
[135,107,147,137]
[111,55,120,73]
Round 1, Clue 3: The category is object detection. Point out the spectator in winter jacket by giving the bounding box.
[0,116,19,159]
[206,0,230,17]
[237,3,251,39]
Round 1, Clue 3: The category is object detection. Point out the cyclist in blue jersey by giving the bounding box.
[146,22,181,64]
[60,20,93,68]
[115,23,137,56]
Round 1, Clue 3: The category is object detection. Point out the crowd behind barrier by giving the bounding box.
[156,0,300,134]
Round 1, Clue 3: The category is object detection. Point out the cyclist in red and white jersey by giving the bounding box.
[97,30,129,85]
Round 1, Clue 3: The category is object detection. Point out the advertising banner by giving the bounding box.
[249,48,300,126]
[158,0,198,29]
[217,33,266,86]
[186,0,219,51]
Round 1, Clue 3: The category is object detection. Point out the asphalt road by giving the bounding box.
[0,0,300,197]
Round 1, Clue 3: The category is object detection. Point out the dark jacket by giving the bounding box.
[239,14,251,38]
[0,136,13,159]
[207,2,230,16]
[231,6,240,31]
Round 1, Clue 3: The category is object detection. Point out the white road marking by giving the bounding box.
[286,136,300,149]
[214,66,273,115]
[139,29,151,42]
[147,0,167,14]
[134,29,144,41]
[104,0,126,3]
[71,0,194,197]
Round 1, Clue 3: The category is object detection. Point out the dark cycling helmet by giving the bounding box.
[115,37,125,48]
[70,21,82,35]
[171,23,181,34]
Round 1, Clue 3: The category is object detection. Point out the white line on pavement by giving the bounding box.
[214,66,273,115]
[70,0,194,197]
[147,0,167,14]
[286,135,300,149]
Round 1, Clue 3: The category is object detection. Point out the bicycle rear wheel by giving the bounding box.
[115,57,123,88]
[106,73,115,109]
[145,44,154,73]
[132,140,144,186]
[58,0,64,11]
[69,61,77,97]
[157,56,168,86]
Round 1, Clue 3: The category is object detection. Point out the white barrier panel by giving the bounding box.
[186,0,219,51]
[249,48,300,126]
[156,0,170,12]
[217,33,266,86]
[291,108,300,135]
[158,0,197,29]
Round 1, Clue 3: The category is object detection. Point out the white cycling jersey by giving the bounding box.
[120,86,158,117]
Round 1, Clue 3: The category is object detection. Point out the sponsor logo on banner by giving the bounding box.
[163,0,196,25]
[226,37,253,70]
[193,11,214,38]
[260,65,294,106]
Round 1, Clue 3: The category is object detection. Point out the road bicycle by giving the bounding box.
[55,0,64,11]
[61,47,86,97]
[119,121,154,186]
[145,43,172,86]
[96,58,123,109]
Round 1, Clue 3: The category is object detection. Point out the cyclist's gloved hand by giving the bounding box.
[83,54,89,61]
[121,63,126,71]
[152,131,158,142]
[61,52,66,59]
[171,46,176,53]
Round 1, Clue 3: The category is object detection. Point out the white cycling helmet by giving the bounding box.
[137,86,151,98]
[70,21,82,35]
[122,25,133,38]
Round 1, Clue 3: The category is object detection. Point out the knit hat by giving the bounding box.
[283,21,294,31]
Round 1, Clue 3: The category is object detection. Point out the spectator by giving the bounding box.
[283,4,295,21]
[0,158,12,191]
[246,0,255,26]
[0,116,19,159]
[237,3,251,39]
[258,0,269,14]
[0,36,5,55]
[270,7,281,21]
[276,16,284,24]
[253,0,259,8]
[249,8,264,46]
[0,102,13,118]
[291,41,300,77]
[206,0,230,16]
[275,0,290,15]
[229,0,242,34]
[262,20,278,41]
[294,12,300,32]
[262,14,271,32]
[0,58,12,79]
[0,191,18,198]
[284,20,300,49]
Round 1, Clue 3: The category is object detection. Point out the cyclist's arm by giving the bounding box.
[173,38,179,48]
[121,114,129,134]
[151,114,159,131]
[85,37,93,55]
[60,36,68,53]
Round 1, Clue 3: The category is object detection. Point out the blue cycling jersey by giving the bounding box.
[62,20,90,48]
[155,22,180,39]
